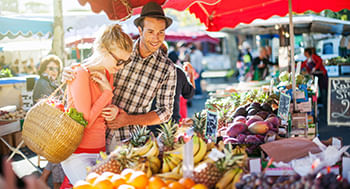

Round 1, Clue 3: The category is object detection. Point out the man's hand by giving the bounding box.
[102,104,119,121]
[107,108,130,129]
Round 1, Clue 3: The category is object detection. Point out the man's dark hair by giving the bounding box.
[137,16,167,30]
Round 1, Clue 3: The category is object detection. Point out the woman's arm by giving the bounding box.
[69,69,113,128]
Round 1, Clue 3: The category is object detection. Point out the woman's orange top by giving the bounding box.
[67,66,114,153]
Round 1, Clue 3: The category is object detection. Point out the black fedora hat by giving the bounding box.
[134,2,172,28]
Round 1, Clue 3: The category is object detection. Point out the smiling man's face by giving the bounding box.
[138,17,166,57]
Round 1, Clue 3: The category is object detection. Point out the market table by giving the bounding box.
[0,120,42,173]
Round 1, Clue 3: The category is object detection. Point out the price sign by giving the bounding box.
[205,110,218,143]
[278,93,291,121]
[328,77,350,126]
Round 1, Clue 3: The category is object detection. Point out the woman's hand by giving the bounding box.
[102,104,119,121]
[90,71,112,91]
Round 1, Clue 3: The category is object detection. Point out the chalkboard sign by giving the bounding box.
[278,93,291,121]
[205,110,218,143]
[328,77,350,126]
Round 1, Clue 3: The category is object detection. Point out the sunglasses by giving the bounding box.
[107,49,131,66]
[47,66,59,72]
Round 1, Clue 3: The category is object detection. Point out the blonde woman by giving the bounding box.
[60,24,133,186]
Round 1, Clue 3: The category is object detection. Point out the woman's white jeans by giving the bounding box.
[61,153,99,185]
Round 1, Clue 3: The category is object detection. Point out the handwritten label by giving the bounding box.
[328,78,350,126]
[278,93,291,121]
[205,110,218,143]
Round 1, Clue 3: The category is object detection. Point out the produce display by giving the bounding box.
[235,172,350,189]
[73,169,208,189]
[0,68,13,78]
[0,109,26,120]
[76,122,247,189]
[326,57,350,65]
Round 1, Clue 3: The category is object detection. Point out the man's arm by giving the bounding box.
[107,109,161,129]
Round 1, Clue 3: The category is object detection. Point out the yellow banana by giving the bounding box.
[192,135,200,156]
[194,138,207,164]
[231,169,243,189]
[166,155,177,171]
[144,141,159,158]
[171,163,180,174]
[146,164,153,178]
[168,154,182,166]
[156,172,182,180]
[148,156,161,173]
[215,168,240,189]
[161,157,170,173]
[165,145,184,160]
[134,139,153,156]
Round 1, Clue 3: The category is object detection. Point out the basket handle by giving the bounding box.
[45,82,68,105]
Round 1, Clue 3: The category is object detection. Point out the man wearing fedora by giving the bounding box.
[104,2,177,151]
[62,2,176,152]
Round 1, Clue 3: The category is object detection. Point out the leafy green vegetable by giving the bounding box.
[0,68,13,78]
[67,107,88,126]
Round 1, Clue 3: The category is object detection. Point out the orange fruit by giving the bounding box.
[100,171,115,180]
[164,180,174,185]
[85,172,100,184]
[160,187,170,189]
[73,180,92,189]
[179,178,195,189]
[190,184,207,189]
[168,181,185,189]
[92,176,114,189]
[118,184,136,189]
[121,168,135,181]
[127,171,149,189]
[148,176,166,189]
[111,174,127,188]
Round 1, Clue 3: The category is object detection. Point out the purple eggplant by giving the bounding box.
[237,134,247,143]
[226,122,247,137]
[244,135,263,144]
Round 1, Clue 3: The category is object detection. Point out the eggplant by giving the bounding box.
[248,108,258,116]
[265,116,280,128]
[250,102,261,109]
[234,116,247,124]
[226,122,248,137]
[261,102,272,112]
[244,135,263,144]
[237,134,247,143]
[234,106,247,117]
[256,111,269,120]
[246,115,264,126]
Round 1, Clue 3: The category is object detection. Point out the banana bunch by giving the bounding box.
[133,157,153,178]
[156,163,183,180]
[133,138,159,158]
[165,135,207,164]
[148,156,161,174]
[215,167,243,189]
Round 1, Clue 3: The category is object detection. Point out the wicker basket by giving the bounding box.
[22,84,84,163]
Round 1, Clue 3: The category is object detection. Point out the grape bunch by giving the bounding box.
[235,172,350,189]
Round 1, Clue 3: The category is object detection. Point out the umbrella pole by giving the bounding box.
[288,0,296,110]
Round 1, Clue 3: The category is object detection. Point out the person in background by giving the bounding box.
[32,55,64,189]
[60,24,133,186]
[0,56,5,69]
[252,47,270,81]
[26,58,37,75]
[33,55,61,103]
[0,155,49,189]
[11,59,20,75]
[166,44,195,121]
[189,44,204,97]
[301,47,328,106]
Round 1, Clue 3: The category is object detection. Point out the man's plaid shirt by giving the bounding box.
[106,40,177,145]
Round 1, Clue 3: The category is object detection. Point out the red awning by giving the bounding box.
[78,0,350,32]
[188,0,350,31]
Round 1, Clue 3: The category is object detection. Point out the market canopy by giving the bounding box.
[229,15,350,35]
[0,16,53,40]
[77,0,350,31]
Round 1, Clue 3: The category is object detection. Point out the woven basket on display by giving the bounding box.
[22,83,84,163]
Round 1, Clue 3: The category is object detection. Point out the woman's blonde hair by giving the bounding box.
[94,24,133,53]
